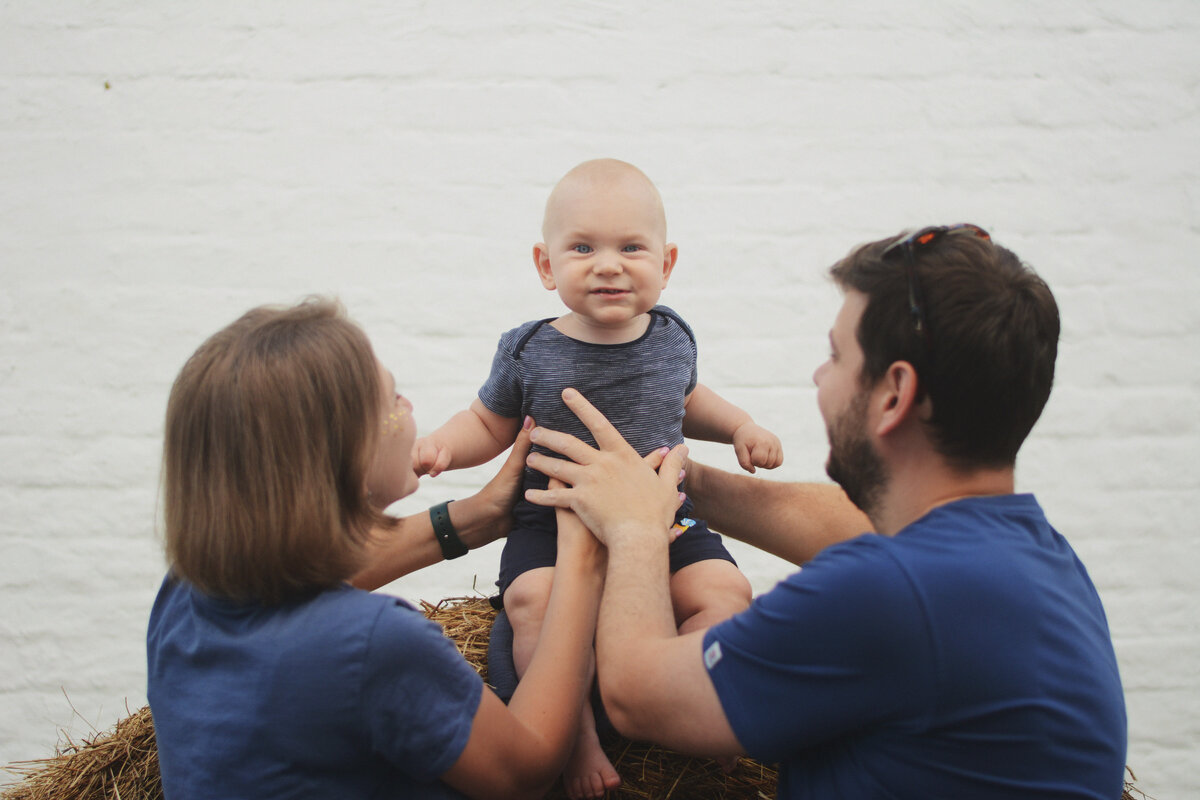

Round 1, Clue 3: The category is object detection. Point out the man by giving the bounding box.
[524,225,1127,799]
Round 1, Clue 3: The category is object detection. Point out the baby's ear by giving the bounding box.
[660,243,679,287]
[532,243,556,290]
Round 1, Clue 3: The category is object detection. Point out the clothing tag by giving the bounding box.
[703,640,723,670]
[670,517,696,540]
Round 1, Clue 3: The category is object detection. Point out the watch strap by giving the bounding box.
[430,501,468,560]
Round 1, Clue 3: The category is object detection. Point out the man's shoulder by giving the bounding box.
[761,533,920,611]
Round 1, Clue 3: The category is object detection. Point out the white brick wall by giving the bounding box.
[2,2,1197,796]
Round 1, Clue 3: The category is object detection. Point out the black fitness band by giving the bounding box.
[430,501,468,560]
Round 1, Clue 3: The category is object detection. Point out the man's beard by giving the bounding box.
[825,391,888,519]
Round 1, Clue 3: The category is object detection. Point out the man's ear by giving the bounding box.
[660,243,679,287]
[532,243,556,290]
[874,361,922,437]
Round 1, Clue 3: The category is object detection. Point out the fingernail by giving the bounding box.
[678,469,686,482]
[523,415,533,430]
[563,387,577,399]
[657,446,671,455]
[678,492,687,503]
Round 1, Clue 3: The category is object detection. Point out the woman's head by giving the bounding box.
[162,298,402,604]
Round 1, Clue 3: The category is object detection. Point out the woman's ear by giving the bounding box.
[532,243,556,290]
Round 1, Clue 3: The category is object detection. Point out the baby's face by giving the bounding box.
[537,172,676,335]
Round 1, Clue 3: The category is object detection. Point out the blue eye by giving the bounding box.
[622,244,642,253]
[572,244,593,254]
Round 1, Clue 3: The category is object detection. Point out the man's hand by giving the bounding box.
[731,422,783,474]
[524,388,686,549]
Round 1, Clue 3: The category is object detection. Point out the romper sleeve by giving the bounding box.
[359,600,484,782]
[477,326,529,419]
[653,305,698,394]
[701,536,933,762]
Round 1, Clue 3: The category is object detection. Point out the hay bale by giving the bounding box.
[421,596,780,800]
[2,596,1151,800]
[1,704,160,800]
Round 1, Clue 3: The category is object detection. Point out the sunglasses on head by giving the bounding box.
[880,223,992,347]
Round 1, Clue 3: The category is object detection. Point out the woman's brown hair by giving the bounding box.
[162,298,392,604]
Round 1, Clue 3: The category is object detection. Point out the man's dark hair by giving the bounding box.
[829,227,1060,469]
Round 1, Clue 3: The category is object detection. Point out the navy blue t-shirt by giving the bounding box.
[147,577,482,799]
[703,494,1126,799]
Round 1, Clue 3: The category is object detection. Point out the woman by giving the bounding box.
[147,298,606,799]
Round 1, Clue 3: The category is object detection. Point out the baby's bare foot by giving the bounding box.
[564,732,621,799]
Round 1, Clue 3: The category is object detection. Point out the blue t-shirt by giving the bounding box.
[147,577,482,799]
[703,494,1126,800]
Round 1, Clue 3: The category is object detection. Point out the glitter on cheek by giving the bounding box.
[383,408,408,434]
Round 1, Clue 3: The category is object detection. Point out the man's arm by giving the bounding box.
[595,520,746,756]
[523,389,744,756]
[685,460,871,566]
[351,421,532,591]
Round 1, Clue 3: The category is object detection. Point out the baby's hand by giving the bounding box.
[412,436,453,478]
[732,422,783,474]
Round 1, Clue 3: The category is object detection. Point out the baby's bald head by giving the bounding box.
[542,159,667,242]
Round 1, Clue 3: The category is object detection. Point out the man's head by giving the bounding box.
[827,225,1060,472]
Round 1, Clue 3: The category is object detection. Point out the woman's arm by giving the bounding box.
[685,459,871,566]
[350,421,531,592]
[441,502,605,800]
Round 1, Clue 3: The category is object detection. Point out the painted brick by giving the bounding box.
[2,3,1198,798]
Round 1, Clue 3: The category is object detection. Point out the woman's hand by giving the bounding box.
[524,389,686,550]
[550,476,605,574]
[458,416,534,548]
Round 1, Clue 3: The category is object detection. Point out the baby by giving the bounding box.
[413,158,782,799]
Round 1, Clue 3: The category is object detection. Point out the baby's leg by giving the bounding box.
[505,567,554,679]
[670,558,753,635]
[505,568,620,799]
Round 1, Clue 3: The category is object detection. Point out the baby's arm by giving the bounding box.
[413,397,522,478]
[682,383,783,474]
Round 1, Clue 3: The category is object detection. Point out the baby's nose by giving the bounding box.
[593,255,622,274]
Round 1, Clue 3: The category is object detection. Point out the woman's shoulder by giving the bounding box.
[323,589,472,664]
[307,584,426,633]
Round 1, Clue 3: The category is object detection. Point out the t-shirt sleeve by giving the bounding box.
[684,332,698,396]
[655,306,698,395]
[360,601,484,781]
[701,536,931,762]
[477,330,524,418]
